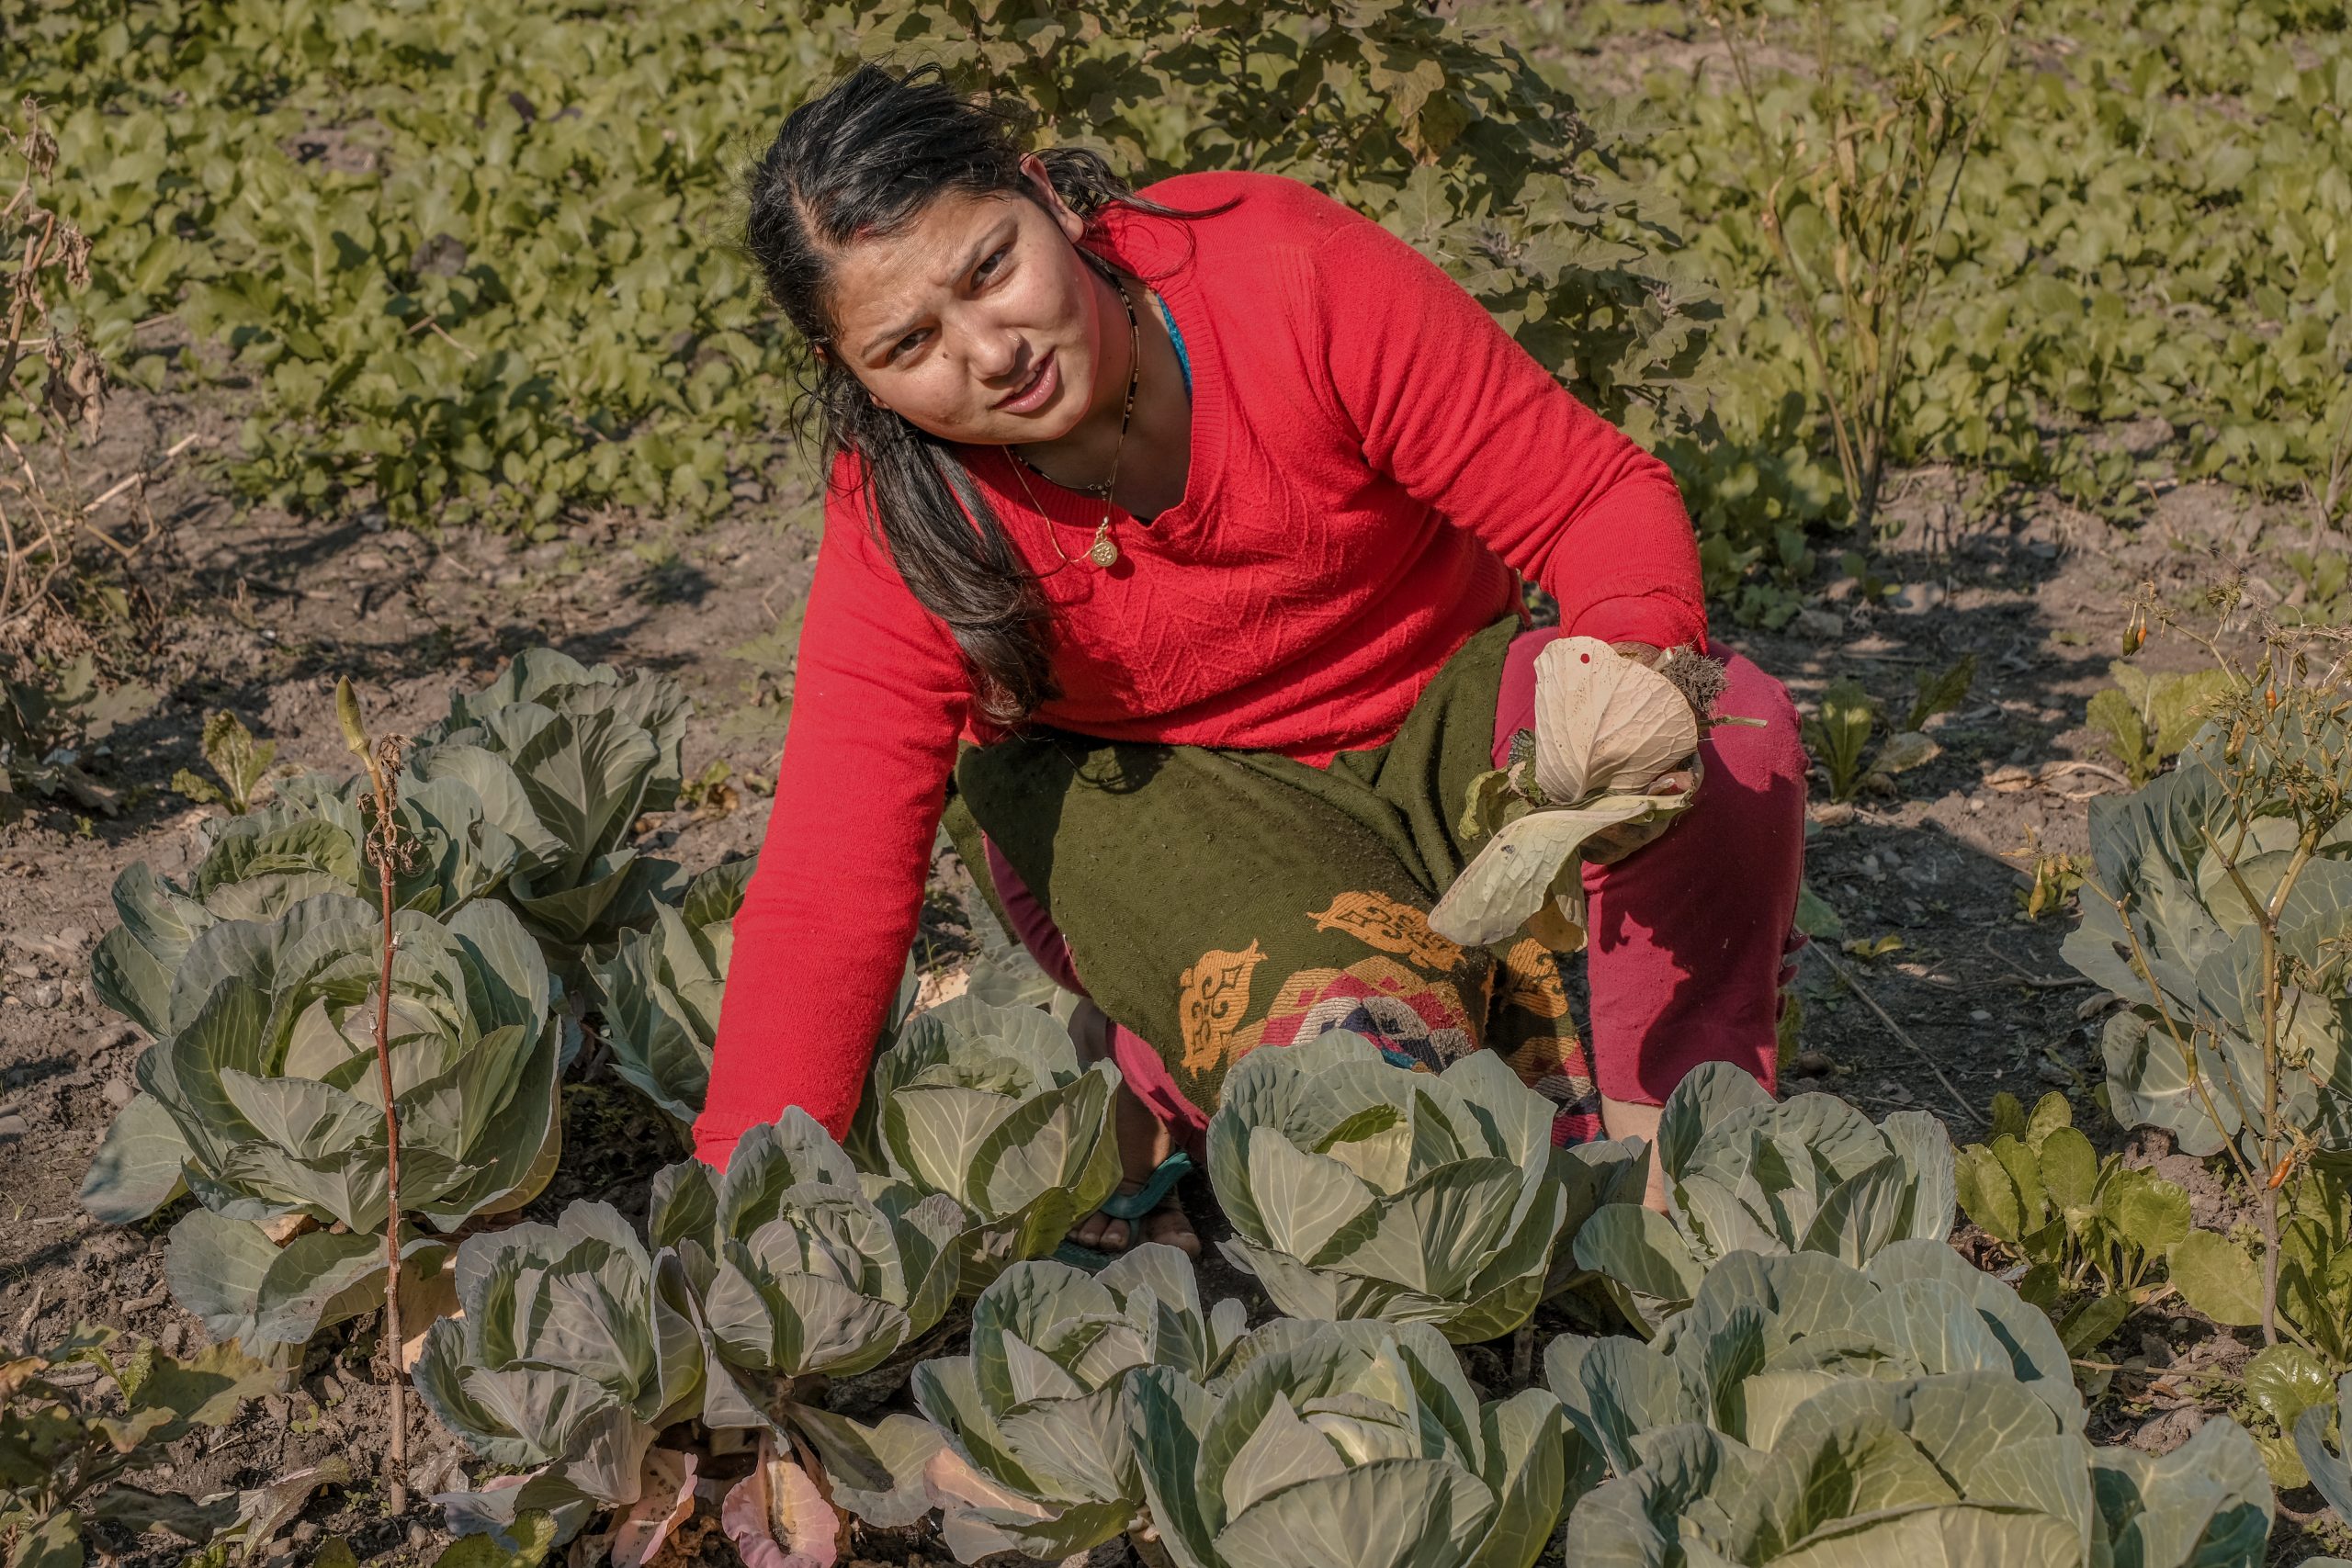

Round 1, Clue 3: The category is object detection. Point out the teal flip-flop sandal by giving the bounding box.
[1051,1151,1196,1272]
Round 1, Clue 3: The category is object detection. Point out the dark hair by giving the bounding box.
[743,62,1226,726]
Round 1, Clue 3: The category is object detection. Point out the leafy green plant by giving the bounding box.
[1953,1090,2192,1355]
[77,894,563,1351]
[1546,1242,2085,1481]
[1801,664,1970,803]
[1206,1029,1645,1343]
[409,649,691,960]
[1572,1061,1955,1329]
[2148,1168,2352,1377]
[591,859,754,1132]
[913,1245,1248,1563]
[1569,1371,2274,1565]
[1125,1317,1593,1568]
[2,1327,276,1568]
[170,710,285,814]
[856,995,1123,1290]
[1700,0,2017,536]
[2085,661,2239,786]
[413,1202,703,1546]
[2016,842,2087,921]
[2065,607,2352,1353]
[2228,1341,2341,1492]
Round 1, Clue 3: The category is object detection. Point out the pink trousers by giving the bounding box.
[985,629,1809,1150]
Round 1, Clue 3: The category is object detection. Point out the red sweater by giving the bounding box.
[694,171,1707,1167]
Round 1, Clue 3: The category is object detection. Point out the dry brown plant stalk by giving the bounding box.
[335,675,417,1514]
[1702,0,2018,540]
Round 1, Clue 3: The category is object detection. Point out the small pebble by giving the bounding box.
[408,1524,432,1552]
[28,982,60,1009]
[1969,1010,1992,1021]
[292,1522,319,1544]
[1791,1049,1834,1077]
[2038,1061,2075,1087]
[101,1077,133,1108]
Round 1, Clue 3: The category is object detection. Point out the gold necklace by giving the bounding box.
[1008,259,1140,570]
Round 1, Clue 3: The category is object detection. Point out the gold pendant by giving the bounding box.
[1087,523,1120,568]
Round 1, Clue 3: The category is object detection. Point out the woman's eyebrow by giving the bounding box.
[860,220,1016,357]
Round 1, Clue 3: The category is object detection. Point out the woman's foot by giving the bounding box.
[1066,1001,1203,1259]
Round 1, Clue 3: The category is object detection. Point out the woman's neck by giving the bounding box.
[1008,263,1192,519]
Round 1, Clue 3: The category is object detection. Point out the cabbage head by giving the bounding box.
[591,859,754,1129]
[862,995,1122,1289]
[1126,1317,1593,1568]
[1546,1242,2082,1480]
[88,769,517,1039]
[2064,744,2352,1164]
[121,892,560,1232]
[1208,1031,1642,1342]
[1572,1371,2273,1567]
[914,1244,1248,1562]
[414,1201,703,1541]
[650,1109,963,1416]
[1572,1061,1955,1329]
[407,647,692,954]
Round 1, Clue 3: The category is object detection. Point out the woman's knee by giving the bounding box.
[1702,652,1809,810]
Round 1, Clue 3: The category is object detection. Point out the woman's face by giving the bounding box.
[821,156,1108,446]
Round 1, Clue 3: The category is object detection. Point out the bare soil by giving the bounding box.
[6,380,2348,1562]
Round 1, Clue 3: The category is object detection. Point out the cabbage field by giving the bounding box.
[5,0,2352,1563]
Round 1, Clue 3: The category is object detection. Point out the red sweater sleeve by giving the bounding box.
[693,462,970,1168]
[1300,205,1708,653]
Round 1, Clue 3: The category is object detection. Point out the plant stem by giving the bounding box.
[372,821,408,1512]
[337,677,407,1514]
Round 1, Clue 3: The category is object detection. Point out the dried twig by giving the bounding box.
[336,678,413,1515]
[81,433,203,515]
[1979,936,2097,990]
[1805,942,1982,1127]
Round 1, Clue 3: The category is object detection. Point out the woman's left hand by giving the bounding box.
[1583,756,1702,863]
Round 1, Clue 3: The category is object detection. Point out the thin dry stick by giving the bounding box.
[337,677,410,1514]
[81,433,202,515]
[1977,936,2097,990]
[1804,942,1982,1126]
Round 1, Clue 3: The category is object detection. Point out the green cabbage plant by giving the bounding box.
[650,1109,964,1407]
[413,1201,703,1543]
[1571,1061,1955,1329]
[78,894,563,1348]
[408,648,692,956]
[859,995,1122,1289]
[2066,745,2352,1165]
[1207,1031,1645,1342]
[1571,1373,2273,1566]
[913,1245,1249,1563]
[650,1111,960,1551]
[1125,1317,1593,1568]
[87,771,517,1039]
[591,859,754,1130]
[1546,1243,2084,1481]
